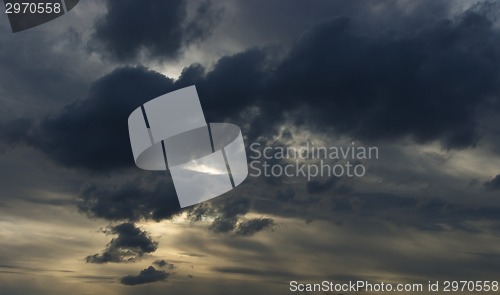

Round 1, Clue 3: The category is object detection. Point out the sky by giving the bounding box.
[1,0,500,294]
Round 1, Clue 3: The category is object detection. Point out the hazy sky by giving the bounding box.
[1,1,500,294]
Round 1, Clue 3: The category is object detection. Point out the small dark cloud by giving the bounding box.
[90,0,220,61]
[85,222,158,264]
[484,174,500,191]
[234,218,274,236]
[153,260,175,270]
[189,198,274,236]
[197,198,250,234]
[209,217,237,234]
[153,259,167,267]
[207,198,249,234]
[120,266,168,286]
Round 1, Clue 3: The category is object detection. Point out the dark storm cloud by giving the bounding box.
[9,2,500,173]
[85,222,158,263]
[90,0,220,61]
[4,1,500,228]
[34,66,174,172]
[269,11,500,148]
[181,4,500,148]
[229,0,451,46]
[120,266,168,286]
[78,173,181,221]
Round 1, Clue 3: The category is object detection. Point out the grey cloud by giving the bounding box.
[120,266,168,286]
[179,4,500,148]
[218,198,251,218]
[90,0,220,62]
[206,198,248,234]
[33,66,175,172]
[234,218,274,237]
[85,222,158,263]
[153,259,174,269]
[0,22,100,120]
[209,217,237,234]
[78,173,181,221]
[188,197,274,236]
[11,3,500,174]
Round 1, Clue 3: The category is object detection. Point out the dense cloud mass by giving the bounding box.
[34,66,175,171]
[270,12,500,148]
[86,222,158,263]
[120,266,168,286]
[90,0,220,61]
[78,173,181,221]
[183,6,500,148]
[1,3,499,231]
[6,3,500,175]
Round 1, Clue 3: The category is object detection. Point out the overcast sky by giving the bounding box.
[2,0,500,294]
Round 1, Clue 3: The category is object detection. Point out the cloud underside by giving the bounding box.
[120,266,168,286]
